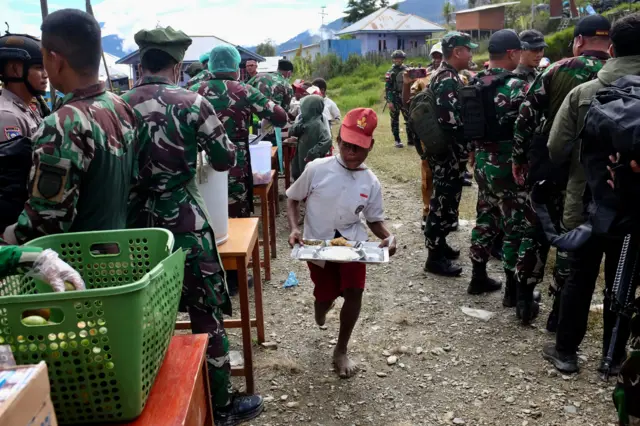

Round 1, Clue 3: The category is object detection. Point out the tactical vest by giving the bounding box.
[0,137,32,230]
[460,72,515,143]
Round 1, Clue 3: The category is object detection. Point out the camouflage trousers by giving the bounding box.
[469,149,527,270]
[516,190,570,287]
[390,100,412,143]
[425,151,463,250]
[228,138,253,219]
[614,302,640,426]
[175,227,232,409]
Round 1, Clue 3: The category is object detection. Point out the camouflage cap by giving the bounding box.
[134,26,192,63]
[441,31,478,50]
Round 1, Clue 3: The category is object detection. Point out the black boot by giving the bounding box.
[442,241,460,260]
[214,394,264,426]
[462,178,473,187]
[516,279,540,325]
[502,269,517,308]
[542,343,579,374]
[424,246,463,277]
[467,261,502,295]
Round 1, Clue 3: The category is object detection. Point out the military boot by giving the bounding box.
[468,260,502,295]
[502,269,517,308]
[442,241,460,260]
[516,279,540,326]
[424,245,463,277]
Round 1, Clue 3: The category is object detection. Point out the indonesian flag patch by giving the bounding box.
[4,126,21,140]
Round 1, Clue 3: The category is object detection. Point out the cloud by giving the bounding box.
[92,0,348,51]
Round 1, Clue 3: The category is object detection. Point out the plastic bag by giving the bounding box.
[26,249,86,292]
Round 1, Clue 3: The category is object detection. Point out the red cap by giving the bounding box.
[339,108,378,149]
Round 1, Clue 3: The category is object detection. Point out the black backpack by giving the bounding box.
[0,137,33,230]
[459,72,514,142]
[409,68,461,159]
[581,75,640,235]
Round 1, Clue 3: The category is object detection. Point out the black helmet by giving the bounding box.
[0,33,45,95]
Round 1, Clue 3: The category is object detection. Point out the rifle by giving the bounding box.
[603,233,640,380]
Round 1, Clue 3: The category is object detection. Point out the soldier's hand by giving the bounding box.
[288,229,303,248]
[387,102,395,112]
[512,163,528,187]
[606,153,640,189]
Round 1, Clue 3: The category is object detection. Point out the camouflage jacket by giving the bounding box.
[474,68,528,149]
[185,69,213,90]
[512,50,609,166]
[514,63,539,84]
[122,76,236,231]
[4,82,138,245]
[247,72,293,111]
[431,62,471,157]
[385,64,406,104]
[190,75,286,218]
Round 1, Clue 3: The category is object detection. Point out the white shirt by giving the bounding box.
[286,156,384,241]
[322,97,341,136]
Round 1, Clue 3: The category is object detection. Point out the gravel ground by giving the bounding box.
[221,176,618,426]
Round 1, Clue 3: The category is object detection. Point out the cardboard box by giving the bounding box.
[0,361,58,426]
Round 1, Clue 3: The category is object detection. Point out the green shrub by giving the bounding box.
[544,27,574,62]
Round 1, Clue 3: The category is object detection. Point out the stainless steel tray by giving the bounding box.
[290,240,389,264]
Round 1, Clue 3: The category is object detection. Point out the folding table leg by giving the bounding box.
[269,184,277,259]
[260,192,271,281]
[252,241,265,344]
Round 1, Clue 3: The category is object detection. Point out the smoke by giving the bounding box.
[308,26,338,41]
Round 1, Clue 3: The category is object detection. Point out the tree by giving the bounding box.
[380,0,389,6]
[343,0,379,24]
[256,39,276,57]
[443,1,455,26]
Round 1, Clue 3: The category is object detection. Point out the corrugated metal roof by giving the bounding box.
[336,7,445,35]
[281,43,320,54]
[116,35,264,65]
[455,2,520,15]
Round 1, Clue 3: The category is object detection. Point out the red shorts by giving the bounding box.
[307,262,366,303]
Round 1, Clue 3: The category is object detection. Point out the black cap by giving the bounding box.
[519,29,548,50]
[574,15,611,38]
[488,29,522,54]
[278,59,294,72]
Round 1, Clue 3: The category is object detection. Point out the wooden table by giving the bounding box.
[283,139,297,190]
[116,335,212,426]
[270,147,279,215]
[176,218,264,394]
[254,170,277,279]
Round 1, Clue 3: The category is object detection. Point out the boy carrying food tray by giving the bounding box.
[286,108,397,378]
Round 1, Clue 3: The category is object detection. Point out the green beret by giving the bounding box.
[134,26,192,63]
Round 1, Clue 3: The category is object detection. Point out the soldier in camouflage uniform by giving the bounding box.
[385,50,411,148]
[469,30,527,299]
[190,45,287,219]
[122,28,265,425]
[514,30,547,84]
[184,51,213,89]
[513,15,611,326]
[2,9,137,245]
[247,60,293,142]
[423,32,476,277]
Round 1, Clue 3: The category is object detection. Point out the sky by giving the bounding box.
[3,0,350,52]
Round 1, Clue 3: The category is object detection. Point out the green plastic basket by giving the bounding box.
[0,229,186,424]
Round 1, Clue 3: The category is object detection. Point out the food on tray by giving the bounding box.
[329,237,351,247]
[318,246,360,261]
[303,239,322,246]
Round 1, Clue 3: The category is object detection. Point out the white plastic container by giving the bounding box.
[197,161,229,246]
[249,141,272,185]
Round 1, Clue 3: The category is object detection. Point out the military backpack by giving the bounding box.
[409,68,461,159]
[459,72,514,142]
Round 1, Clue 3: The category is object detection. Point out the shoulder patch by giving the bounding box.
[4,126,21,140]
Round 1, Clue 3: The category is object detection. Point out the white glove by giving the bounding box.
[28,249,86,292]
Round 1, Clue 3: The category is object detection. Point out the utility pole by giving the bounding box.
[86,0,114,91]
[320,6,328,42]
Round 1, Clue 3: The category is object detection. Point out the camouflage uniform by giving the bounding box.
[424,62,470,250]
[385,63,412,144]
[123,75,237,408]
[190,75,287,218]
[514,63,538,84]
[469,68,529,271]
[185,69,212,90]
[247,72,293,110]
[513,51,609,286]
[2,82,137,245]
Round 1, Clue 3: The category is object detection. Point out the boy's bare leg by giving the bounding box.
[314,300,335,326]
[333,288,363,378]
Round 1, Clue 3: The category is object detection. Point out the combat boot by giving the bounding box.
[467,260,502,295]
[516,278,540,325]
[424,246,463,277]
[442,241,460,260]
[502,269,517,308]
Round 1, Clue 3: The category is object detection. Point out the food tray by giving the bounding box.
[291,240,389,264]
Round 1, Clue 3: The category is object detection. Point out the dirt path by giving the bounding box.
[229,176,617,426]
